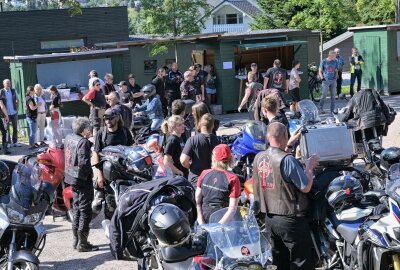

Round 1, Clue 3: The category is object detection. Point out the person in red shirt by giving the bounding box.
[196,144,241,224]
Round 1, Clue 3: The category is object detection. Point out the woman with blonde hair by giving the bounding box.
[161,115,188,178]
[34,84,47,146]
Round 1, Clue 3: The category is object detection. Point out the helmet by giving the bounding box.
[0,161,10,182]
[142,84,156,99]
[0,161,10,195]
[326,175,363,210]
[380,147,400,171]
[148,203,191,247]
[126,146,153,177]
[146,134,164,153]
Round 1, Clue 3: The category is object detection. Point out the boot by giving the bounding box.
[77,230,99,252]
[72,228,78,249]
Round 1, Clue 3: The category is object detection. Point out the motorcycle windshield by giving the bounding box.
[11,163,42,209]
[243,121,267,142]
[194,207,272,269]
[299,99,320,124]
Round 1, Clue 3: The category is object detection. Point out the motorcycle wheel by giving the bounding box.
[1,262,39,270]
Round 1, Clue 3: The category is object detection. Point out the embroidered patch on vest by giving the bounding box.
[258,157,274,190]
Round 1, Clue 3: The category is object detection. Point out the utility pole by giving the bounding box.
[319,2,323,62]
[396,0,400,23]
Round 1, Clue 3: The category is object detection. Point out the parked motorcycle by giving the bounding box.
[33,146,74,221]
[231,121,267,180]
[0,158,55,270]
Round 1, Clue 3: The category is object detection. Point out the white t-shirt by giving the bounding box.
[289,68,300,90]
[35,95,46,113]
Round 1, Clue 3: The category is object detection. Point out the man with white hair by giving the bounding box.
[318,50,339,114]
[334,48,344,98]
[0,79,20,148]
[180,70,196,102]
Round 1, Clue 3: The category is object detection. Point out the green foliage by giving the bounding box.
[356,0,395,25]
[252,0,359,40]
[139,0,211,36]
[128,7,146,34]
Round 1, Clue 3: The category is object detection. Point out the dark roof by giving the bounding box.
[229,1,260,17]
[323,31,353,51]
[209,0,261,17]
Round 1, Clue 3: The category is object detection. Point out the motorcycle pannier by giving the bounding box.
[300,123,356,166]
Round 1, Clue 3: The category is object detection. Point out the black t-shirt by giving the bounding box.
[94,127,134,153]
[128,83,142,104]
[25,96,37,119]
[164,134,188,178]
[265,67,288,91]
[51,93,61,108]
[182,133,220,183]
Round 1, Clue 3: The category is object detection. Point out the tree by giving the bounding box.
[252,0,358,40]
[356,0,395,25]
[137,0,211,61]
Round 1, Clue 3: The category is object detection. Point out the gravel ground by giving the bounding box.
[0,96,399,270]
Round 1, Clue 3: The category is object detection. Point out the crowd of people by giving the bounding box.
[0,49,365,268]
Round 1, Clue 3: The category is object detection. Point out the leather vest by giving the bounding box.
[64,133,87,181]
[255,147,309,216]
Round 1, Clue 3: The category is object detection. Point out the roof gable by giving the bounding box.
[209,0,261,18]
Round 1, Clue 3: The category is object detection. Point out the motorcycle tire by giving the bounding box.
[1,262,39,270]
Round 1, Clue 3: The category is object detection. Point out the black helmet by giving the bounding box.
[0,161,10,182]
[380,147,400,171]
[148,203,191,247]
[142,84,156,99]
[326,175,363,210]
[0,161,10,195]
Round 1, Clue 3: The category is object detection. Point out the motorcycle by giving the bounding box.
[0,157,54,270]
[231,121,267,180]
[195,206,275,270]
[357,163,400,270]
[31,146,74,221]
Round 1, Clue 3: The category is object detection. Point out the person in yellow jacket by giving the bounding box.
[349,47,364,97]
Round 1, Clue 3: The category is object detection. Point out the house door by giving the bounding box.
[192,50,205,66]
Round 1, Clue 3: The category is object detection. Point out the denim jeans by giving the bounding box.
[151,118,163,131]
[26,117,37,146]
[6,114,18,144]
[319,80,337,113]
[350,71,362,97]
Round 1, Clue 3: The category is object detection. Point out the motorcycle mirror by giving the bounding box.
[250,201,260,215]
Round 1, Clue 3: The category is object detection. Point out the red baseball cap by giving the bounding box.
[213,144,232,162]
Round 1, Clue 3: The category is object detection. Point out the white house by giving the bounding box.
[202,0,261,33]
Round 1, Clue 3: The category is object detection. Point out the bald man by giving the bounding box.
[252,122,319,270]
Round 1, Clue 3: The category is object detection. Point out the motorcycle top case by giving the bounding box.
[300,123,356,166]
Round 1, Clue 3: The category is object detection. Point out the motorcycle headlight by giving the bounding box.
[6,208,24,224]
[6,208,42,225]
[252,142,266,151]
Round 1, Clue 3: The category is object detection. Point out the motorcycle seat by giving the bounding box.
[364,190,386,199]
[160,245,205,263]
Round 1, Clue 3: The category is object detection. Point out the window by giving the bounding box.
[226,14,243,24]
[397,31,400,59]
[213,15,225,25]
[40,39,85,50]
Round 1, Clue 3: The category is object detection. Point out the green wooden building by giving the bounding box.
[98,29,319,113]
[3,48,129,117]
[349,24,400,94]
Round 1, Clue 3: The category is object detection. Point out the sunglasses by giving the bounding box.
[95,84,101,86]
[104,115,117,121]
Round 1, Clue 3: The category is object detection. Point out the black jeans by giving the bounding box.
[94,185,117,220]
[350,71,362,97]
[72,185,94,232]
[167,91,180,116]
[336,70,343,96]
[0,118,7,150]
[265,214,313,270]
